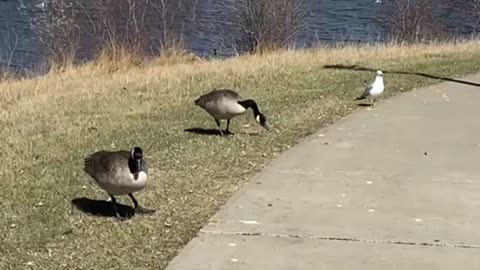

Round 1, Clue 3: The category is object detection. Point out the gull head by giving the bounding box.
[376,70,383,76]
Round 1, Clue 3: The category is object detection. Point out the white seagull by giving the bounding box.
[355,70,384,106]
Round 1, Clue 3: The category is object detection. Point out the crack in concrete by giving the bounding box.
[199,229,480,250]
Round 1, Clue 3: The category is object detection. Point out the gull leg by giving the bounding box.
[368,96,373,107]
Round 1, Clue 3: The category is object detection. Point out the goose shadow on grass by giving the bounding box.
[357,103,373,107]
[323,64,480,87]
[184,127,225,136]
[71,197,135,219]
[184,128,261,136]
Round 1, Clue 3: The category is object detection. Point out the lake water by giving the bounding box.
[0,0,475,74]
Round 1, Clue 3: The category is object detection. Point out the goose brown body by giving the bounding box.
[194,89,246,120]
[194,89,269,134]
[83,147,154,220]
[84,150,148,195]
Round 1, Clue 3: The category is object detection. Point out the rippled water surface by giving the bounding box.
[0,0,474,73]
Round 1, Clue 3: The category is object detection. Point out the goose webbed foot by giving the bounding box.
[224,119,234,135]
[116,214,128,221]
[128,193,156,215]
[135,205,156,214]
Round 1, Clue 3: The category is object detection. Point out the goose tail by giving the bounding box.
[83,155,94,175]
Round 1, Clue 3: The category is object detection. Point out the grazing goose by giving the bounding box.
[84,147,155,220]
[355,70,384,106]
[194,89,269,135]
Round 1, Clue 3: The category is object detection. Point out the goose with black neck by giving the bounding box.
[83,146,155,220]
[194,89,269,135]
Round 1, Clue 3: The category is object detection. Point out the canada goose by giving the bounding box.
[194,89,269,135]
[355,70,384,106]
[84,147,155,220]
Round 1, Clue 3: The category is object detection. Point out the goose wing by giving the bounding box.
[83,150,129,178]
[195,89,241,106]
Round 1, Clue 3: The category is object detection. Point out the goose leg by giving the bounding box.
[108,194,126,220]
[225,119,232,134]
[128,193,156,214]
[214,118,224,136]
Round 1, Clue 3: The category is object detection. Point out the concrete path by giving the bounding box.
[166,73,480,269]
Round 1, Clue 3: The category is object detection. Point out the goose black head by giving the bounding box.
[255,113,269,131]
[130,147,144,172]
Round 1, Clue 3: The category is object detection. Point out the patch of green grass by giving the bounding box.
[1,42,480,269]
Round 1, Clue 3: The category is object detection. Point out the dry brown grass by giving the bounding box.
[1,41,480,269]
[42,44,203,77]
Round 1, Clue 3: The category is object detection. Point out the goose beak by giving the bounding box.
[262,122,270,131]
[256,114,269,131]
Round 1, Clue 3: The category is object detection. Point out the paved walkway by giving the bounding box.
[166,73,480,269]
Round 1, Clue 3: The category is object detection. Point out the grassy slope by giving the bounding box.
[1,42,480,269]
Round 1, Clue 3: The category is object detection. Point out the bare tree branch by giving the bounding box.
[377,0,447,43]
[233,0,306,54]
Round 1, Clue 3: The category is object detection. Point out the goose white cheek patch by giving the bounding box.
[256,115,260,123]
